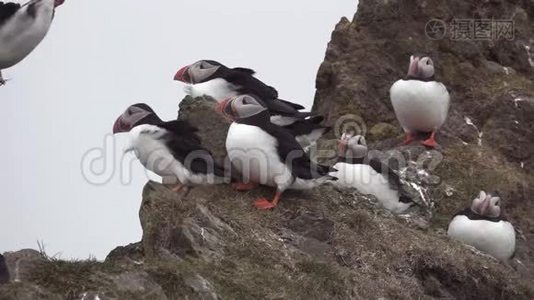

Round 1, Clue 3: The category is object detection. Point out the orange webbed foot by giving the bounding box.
[422,131,439,148]
[254,198,277,210]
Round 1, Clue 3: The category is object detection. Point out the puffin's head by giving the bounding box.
[174,60,222,84]
[337,132,368,159]
[407,55,435,80]
[113,103,155,134]
[218,95,267,121]
[471,190,502,218]
[54,0,65,7]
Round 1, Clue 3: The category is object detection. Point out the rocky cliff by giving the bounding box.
[1,0,534,299]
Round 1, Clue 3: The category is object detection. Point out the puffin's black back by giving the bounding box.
[453,208,508,223]
[0,253,9,284]
[215,67,306,114]
[237,112,334,180]
[0,2,21,26]
[158,120,225,177]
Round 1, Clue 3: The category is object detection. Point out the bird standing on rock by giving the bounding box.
[332,132,413,214]
[389,54,450,148]
[113,103,227,193]
[448,191,516,261]
[218,95,330,152]
[173,59,312,126]
[222,95,337,210]
[0,0,65,85]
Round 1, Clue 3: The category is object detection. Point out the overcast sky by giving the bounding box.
[0,0,357,259]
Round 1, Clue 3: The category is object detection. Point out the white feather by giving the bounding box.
[269,115,298,126]
[186,78,238,102]
[128,125,223,185]
[448,215,516,261]
[295,128,327,150]
[226,123,328,191]
[390,80,450,132]
[330,162,411,214]
[0,0,55,69]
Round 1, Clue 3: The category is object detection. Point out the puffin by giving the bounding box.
[332,132,412,214]
[0,253,8,284]
[222,94,337,210]
[173,60,313,125]
[448,191,516,261]
[389,54,450,148]
[0,0,65,85]
[113,103,226,192]
[218,96,330,151]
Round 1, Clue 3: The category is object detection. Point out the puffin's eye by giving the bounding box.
[495,200,500,206]
[224,102,233,115]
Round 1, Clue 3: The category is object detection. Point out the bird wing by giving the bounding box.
[159,120,225,177]
[264,123,333,179]
[232,67,256,75]
[0,2,21,26]
[226,67,306,115]
[226,67,279,99]
[367,156,412,203]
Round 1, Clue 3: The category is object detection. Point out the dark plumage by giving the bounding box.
[453,208,508,223]
[113,104,227,186]
[158,120,224,177]
[0,1,20,26]
[175,60,309,118]
[237,110,335,181]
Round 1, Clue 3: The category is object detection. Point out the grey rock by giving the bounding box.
[3,249,46,283]
[0,254,9,284]
[184,274,218,300]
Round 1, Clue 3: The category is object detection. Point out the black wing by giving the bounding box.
[224,67,308,116]
[232,67,256,75]
[0,2,21,26]
[367,157,403,189]
[225,67,279,100]
[283,116,329,136]
[159,121,225,177]
[276,98,305,110]
[367,157,413,203]
[264,123,334,180]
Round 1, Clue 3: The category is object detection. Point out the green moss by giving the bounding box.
[368,122,401,141]
[25,259,114,299]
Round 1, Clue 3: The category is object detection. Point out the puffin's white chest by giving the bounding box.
[226,123,293,189]
[128,125,182,178]
[0,1,55,68]
[186,78,238,102]
[447,215,516,261]
[389,80,450,132]
[330,162,410,214]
